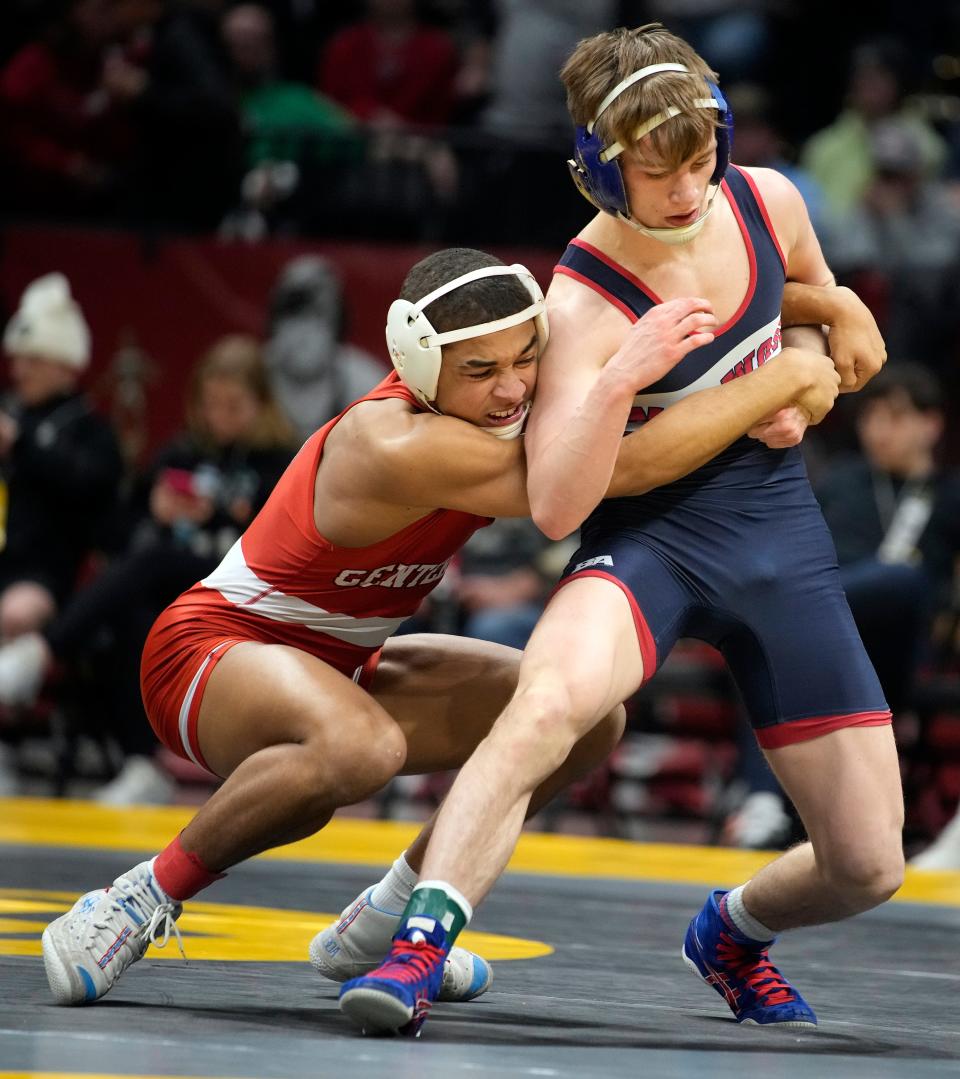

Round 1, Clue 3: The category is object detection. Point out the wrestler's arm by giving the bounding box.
[524,291,716,539]
[754,167,886,391]
[606,348,839,498]
[360,408,532,518]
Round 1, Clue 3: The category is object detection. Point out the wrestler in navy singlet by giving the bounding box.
[555,166,890,748]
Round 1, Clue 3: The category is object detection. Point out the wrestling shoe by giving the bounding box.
[682,889,817,1029]
[310,887,492,1002]
[42,859,183,1004]
[338,915,448,1036]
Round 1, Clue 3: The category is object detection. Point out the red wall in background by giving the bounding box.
[0,224,558,458]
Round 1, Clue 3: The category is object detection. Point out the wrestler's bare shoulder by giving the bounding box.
[546,264,633,361]
[737,166,806,233]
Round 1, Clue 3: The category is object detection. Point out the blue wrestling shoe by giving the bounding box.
[338,915,448,1036]
[682,889,817,1029]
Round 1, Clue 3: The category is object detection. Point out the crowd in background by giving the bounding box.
[1,0,960,869]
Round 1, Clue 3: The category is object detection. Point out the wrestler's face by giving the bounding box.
[434,320,539,431]
[619,138,717,230]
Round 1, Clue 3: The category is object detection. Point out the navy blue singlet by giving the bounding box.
[554,166,889,748]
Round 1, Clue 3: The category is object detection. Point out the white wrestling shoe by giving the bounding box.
[309,887,493,1002]
[42,859,183,1004]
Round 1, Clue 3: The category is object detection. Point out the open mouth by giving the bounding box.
[485,403,526,427]
[665,209,699,227]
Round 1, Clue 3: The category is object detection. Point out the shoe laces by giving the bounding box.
[103,874,186,960]
[144,902,186,959]
[380,938,445,987]
[717,931,795,1007]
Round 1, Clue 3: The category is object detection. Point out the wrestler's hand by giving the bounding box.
[748,349,841,446]
[605,297,716,390]
[825,286,886,393]
[747,406,809,449]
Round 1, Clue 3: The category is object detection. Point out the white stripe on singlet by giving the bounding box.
[626,313,782,427]
[202,540,407,646]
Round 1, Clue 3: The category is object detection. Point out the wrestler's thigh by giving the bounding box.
[371,633,520,774]
[197,640,400,778]
[518,575,645,724]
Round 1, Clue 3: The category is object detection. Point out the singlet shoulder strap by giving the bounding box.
[554,240,660,322]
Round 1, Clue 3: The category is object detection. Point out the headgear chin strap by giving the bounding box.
[386,264,548,422]
[567,62,733,242]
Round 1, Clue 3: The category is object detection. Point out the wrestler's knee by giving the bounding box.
[302,705,407,807]
[819,834,905,909]
[495,678,603,778]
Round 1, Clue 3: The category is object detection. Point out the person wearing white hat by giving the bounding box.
[0,274,122,762]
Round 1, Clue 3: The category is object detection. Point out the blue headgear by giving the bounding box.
[568,62,733,221]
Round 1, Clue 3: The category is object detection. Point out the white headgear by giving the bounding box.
[3,272,91,370]
[386,264,548,415]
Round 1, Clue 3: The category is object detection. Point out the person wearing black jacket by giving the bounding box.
[0,272,122,795]
[0,332,295,802]
[0,272,122,639]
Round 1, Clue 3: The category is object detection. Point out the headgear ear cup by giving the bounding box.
[705,81,733,185]
[568,65,734,218]
[568,126,629,217]
[386,264,547,411]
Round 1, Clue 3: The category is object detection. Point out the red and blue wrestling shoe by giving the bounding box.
[682,889,817,1029]
[338,915,448,1036]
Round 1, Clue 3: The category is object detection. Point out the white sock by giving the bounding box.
[724,884,776,943]
[368,852,418,914]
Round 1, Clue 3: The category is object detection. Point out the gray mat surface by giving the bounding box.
[2,845,958,1078]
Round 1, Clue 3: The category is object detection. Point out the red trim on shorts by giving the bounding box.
[554,570,657,684]
[356,647,383,690]
[755,709,892,750]
[184,639,245,773]
[553,265,639,324]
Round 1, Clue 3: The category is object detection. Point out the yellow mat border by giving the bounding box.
[1,798,957,907]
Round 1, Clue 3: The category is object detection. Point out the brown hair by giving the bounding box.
[188,334,296,450]
[561,23,721,172]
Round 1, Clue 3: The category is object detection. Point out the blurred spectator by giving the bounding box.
[725,82,831,238]
[449,1,614,248]
[222,3,357,169]
[254,0,358,84]
[825,118,960,366]
[0,334,296,803]
[644,1,777,83]
[108,0,244,230]
[317,0,459,130]
[265,256,384,441]
[817,364,960,712]
[0,272,122,795]
[0,273,122,638]
[457,518,561,650]
[801,38,947,218]
[0,0,136,217]
[219,2,360,239]
[479,1,615,145]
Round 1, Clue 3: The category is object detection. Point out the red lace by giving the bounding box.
[717,931,796,1007]
[380,939,446,987]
